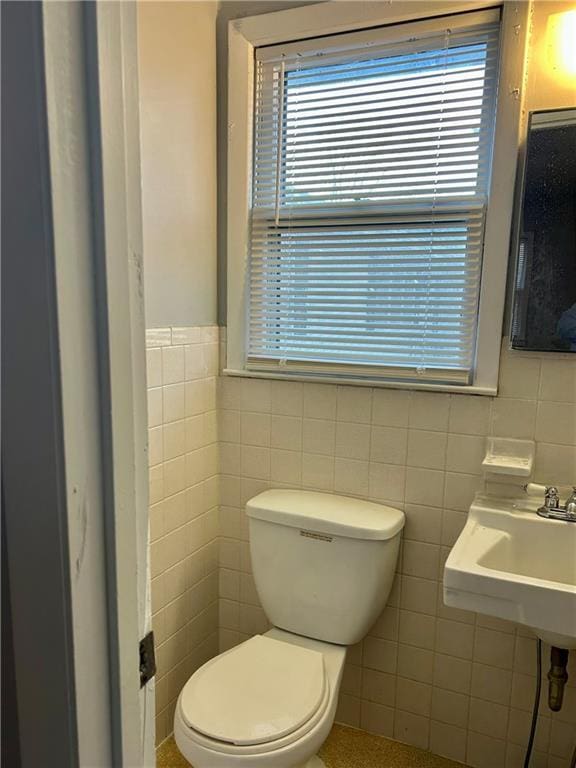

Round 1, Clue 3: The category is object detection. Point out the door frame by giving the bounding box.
[81,3,154,764]
[3,2,153,765]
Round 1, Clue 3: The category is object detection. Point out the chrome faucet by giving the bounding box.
[537,486,576,522]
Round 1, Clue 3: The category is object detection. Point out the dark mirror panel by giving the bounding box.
[511,108,576,352]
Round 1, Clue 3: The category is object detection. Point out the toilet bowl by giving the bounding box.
[174,628,346,768]
[174,489,404,768]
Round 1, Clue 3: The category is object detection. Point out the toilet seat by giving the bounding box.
[175,629,347,767]
[180,635,327,749]
[177,676,330,758]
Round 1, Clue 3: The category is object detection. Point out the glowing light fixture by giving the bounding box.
[546,9,576,77]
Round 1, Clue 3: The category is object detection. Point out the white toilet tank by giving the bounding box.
[246,490,404,645]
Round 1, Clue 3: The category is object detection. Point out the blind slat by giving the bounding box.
[248,11,500,383]
[254,100,496,134]
[257,61,498,99]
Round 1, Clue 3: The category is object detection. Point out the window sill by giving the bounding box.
[222,367,497,396]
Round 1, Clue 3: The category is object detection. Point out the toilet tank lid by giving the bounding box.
[246,490,404,540]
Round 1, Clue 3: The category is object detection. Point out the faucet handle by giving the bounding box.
[565,487,576,513]
[545,486,560,508]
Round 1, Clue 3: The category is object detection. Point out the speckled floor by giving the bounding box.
[157,724,466,768]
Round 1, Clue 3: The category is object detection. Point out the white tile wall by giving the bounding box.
[146,326,219,745]
[216,334,576,768]
[147,327,575,762]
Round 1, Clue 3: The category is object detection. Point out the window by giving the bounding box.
[227,4,526,393]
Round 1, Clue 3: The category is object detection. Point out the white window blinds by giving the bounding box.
[248,9,501,384]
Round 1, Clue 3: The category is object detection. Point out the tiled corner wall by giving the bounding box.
[145,325,575,763]
[146,326,220,744]
[217,335,576,768]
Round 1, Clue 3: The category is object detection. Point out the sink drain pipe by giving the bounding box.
[548,646,569,711]
[524,642,575,768]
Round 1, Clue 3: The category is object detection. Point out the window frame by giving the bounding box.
[226,0,529,395]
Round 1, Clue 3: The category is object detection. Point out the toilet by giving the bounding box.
[174,489,404,768]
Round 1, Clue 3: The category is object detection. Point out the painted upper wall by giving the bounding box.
[138,0,218,328]
[138,0,575,328]
[525,1,576,111]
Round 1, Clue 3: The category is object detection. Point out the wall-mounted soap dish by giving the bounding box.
[482,437,535,477]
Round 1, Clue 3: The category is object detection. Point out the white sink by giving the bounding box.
[444,495,576,649]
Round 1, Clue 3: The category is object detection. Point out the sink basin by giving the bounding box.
[444,494,576,649]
